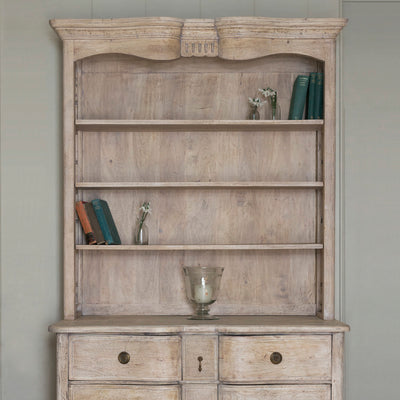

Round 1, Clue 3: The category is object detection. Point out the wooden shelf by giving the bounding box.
[76,119,324,132]
[76,181,324,189]
[76,244,324,251]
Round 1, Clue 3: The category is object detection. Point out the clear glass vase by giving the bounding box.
[266,102,281,120]
[135,222,149,245]
[183,266,224,320]
[248,106,260,120]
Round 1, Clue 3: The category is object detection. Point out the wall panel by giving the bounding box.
[343,3,400,400]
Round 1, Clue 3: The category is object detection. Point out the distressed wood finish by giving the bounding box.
[219,385,331,400]
[182,384,218,400]
[76,54,318,120]
[183,335,218,381]
[50,16,348,400]
[49,315,350,335]
[57,334,69,400]
[79,189,316,245]
[219,335,332,383]
[78,129,317,182]
[63,40,76,320]
[79,250,316,316]
[332,333,345,400]
[76,119,324,132]
[70,385,180,400]
[69,335,181,381]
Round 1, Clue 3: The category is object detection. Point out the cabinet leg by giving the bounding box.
[57,334,69,400]
[332,333,344,400]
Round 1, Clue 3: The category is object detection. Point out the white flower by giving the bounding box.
[258,87,277,98]
[248,97,266,108]
[139,202,151,214]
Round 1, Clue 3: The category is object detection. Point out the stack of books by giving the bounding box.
[288,72,324,120]
[75,199,121,245]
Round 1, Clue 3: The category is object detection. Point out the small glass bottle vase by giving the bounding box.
[135,222,149,245]
[248,106,260,120]
[266,102,281,120]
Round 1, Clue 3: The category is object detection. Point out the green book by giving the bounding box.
[91,199,121,245]
[314,72,324,119]
[307,72,317,119]
[289,75,310,120]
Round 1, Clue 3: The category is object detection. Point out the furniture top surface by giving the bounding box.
[49,315,350,334]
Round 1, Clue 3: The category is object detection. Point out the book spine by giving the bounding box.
[314,72,324,119]
[84,202,106,245]
[307,72,317,119]
[103,202,122,245]
[289,75,310,120]
[91,199,121,245]
[75,201,96,245]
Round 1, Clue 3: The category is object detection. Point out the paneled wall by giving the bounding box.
[342,2,400,400]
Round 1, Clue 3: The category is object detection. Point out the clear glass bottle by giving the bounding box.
[135,222,149,245]
[248,106,260,120]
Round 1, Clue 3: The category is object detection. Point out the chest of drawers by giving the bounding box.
[51,316,348,400]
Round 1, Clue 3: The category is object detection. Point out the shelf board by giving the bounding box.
[76,244,324,251]
[76,119,324,132]
[76,181,324,189]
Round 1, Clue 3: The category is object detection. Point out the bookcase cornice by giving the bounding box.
[50,17,347,61]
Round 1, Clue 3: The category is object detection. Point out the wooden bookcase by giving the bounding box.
[50,17,349,400]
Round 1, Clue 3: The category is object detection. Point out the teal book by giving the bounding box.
[289,75,310,120]
[307,72,317,119]
[91,199,121,245]
[314,72,324,119]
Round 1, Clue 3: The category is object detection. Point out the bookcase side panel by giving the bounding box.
[64,41,78,320]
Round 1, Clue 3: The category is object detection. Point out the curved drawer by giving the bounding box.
[219,335,331,383]
[70,385,180,400]
[69,335,181,381]
[219,385,330,400]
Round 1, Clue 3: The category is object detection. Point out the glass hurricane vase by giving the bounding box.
[183,266,224,320]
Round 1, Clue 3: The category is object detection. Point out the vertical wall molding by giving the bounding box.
[337,0,345,323]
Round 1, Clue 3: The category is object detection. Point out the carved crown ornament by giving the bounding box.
[50,17,347,61]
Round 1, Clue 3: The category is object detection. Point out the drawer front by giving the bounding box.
[183,335,218,381]
[219,335,331,382]
[219,385,330,400]
[69,335,181,381]
[182,384,218,400]
[70,385,180,400]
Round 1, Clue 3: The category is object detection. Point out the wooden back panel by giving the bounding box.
[77,54,321,120]
[79,250,316,316]
[75,53,322,316]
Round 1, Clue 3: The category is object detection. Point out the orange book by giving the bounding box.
[75,201,96,245]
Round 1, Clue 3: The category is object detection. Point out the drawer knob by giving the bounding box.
[118,351,130,364]
[270,352,282,365]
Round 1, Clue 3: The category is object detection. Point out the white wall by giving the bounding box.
[1,1,398,399]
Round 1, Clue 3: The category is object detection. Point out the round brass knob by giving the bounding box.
[118,351,130,364]
[270,352,282,364]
